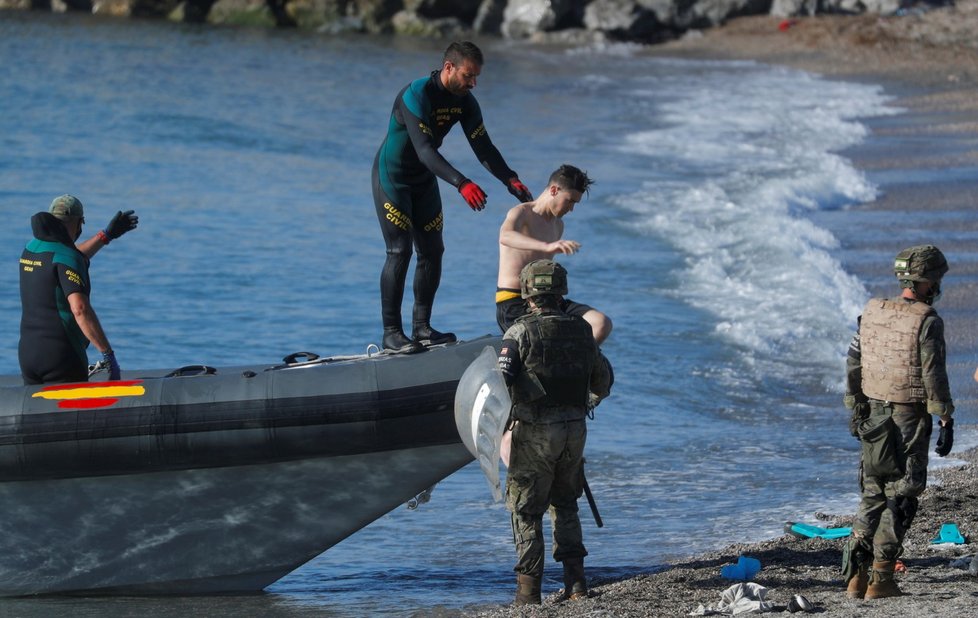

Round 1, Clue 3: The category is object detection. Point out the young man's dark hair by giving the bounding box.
[548,164,594,196]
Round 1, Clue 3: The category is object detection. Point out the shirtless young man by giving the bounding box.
[495,164,612,343]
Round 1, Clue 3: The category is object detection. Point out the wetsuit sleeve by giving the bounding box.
[399,86,468,188]
[844,317,866,407]
[460,97,518,184]
[498,337,522,387]
[56,260,89,298]
[920,314,953,414]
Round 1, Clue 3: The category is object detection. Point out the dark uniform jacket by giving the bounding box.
[19,212,91,384]
[499,308,612,423]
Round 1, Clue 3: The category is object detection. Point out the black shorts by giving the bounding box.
[495,287,594,333]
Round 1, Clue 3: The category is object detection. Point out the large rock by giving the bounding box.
[405,0,480,22]
[681,0,772,28]
[501,0,584,38]
[208,0,274,25]
[183,0,218,21]
[528,25,610,44]
[474,0,507,33]
[583,0,669,42]
[770,0,816,17]
[821,0,902,13]
[576,0,772,39]
[130,0,181,16]
[61,0,94,10]
[391,8,468,35]
[349,0,402,32]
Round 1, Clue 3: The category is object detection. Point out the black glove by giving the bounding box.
[105,210,138,240]
[936,418,954,457]
[103,349,121,381]
[506,177,533,202]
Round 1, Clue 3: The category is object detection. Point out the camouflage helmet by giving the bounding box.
[894,245,948,286]
[520,259,568,299]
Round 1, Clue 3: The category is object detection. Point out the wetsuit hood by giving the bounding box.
[30,211,77,247]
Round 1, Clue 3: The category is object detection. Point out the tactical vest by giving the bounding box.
[511,312,596,422]
[860,298,934,403]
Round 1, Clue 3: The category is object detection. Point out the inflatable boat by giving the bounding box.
[0,335,500,596]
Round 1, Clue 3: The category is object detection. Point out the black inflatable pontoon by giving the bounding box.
[0,335,499,596]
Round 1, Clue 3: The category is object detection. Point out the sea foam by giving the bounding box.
[613,62,898,390]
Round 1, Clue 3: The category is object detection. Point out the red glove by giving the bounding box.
[459,180,487,211]
[506,177,532,202]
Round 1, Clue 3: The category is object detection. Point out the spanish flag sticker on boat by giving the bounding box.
[31,380,146,409]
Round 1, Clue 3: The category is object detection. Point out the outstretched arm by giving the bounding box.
[461,97,518,185]
[77,210,139,259]
[398,89,467,188]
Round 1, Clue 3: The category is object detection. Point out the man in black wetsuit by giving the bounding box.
[18,195,135,385]
[372,41,532,354]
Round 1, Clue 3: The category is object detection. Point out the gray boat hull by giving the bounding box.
[0,336,500,595]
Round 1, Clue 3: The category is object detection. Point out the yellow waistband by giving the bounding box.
[495,289,522,303]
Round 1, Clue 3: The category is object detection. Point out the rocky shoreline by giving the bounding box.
[2,0,976,51]
[463,444,978,616]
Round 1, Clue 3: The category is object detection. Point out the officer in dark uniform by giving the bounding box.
[373,41,532,354]
[842,245,954,599]
[18,195,132,384]
[497,259,612,605]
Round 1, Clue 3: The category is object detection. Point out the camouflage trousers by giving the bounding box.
[506,419,587,578]
[850,401,932,563]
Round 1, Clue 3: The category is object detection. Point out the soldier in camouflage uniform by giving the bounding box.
[842,245,955,599]
[497,259,612,606]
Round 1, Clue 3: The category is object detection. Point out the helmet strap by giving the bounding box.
[909,280,942,305]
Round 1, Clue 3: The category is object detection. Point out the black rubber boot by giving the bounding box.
[514,573,541,606]
[382,327,424,354]
[411,323,457,346]
[562,557,588,601]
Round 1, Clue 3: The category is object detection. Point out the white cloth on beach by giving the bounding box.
[689,582,774,616]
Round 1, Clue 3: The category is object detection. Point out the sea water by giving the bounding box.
[0,11,973,616]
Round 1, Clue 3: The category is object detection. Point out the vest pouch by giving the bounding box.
[858,414,902,479]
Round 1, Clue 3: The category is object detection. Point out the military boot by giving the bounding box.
[865,561,902,599]
[514,573,541,606]
[562,557,588,601]
[845,563,868,599]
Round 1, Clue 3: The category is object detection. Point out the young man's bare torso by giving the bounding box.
[495,165,611,343]
[497,198,579,290]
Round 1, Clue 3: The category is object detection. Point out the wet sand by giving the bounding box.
[466,3,978,616]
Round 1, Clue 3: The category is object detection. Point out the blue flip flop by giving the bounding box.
[931,522,966,544]
[785,521,852,540]
[720,555,761,580]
